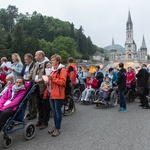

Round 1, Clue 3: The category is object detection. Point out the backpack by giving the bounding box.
[81,71,87,83]
[57,68,71,96]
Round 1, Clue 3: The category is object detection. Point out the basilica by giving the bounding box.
[109,11,147,63]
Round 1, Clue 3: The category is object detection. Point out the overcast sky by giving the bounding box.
[1,0,150,53]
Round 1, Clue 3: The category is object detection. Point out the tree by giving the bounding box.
[0,5,102,62]
[148,55,150,60]
[5,33,12,49]
[70,23,75,39]
[51,36,77,60]
[39,39,51,58]
[12,24,24,57]
[6,5,18,32]
[0,24,6,51]
[76,26,88,56]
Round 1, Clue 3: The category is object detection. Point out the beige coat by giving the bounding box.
[26,61,51,95]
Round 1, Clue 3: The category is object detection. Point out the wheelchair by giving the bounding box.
[61,95,75,116]
[124,83,135,102]
[72,83,86,102]
[95,86,118,107]
[1,81,37,148]
[88,89,99,104]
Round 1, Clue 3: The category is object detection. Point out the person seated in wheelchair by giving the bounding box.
[80,73,98,102]
[0,74,15,97]
[0,76,29,133]
[94,76,112,104]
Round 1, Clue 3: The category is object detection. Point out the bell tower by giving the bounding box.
[124,10,137,60]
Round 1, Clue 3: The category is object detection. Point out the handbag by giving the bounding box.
[136,87,144,95]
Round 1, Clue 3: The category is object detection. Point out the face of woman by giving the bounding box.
[15,79,23,87]
[51,57,59,68]
[128,67,132,72]
[12,55,17,62]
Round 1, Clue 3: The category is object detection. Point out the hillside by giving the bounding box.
[0,5,100,62]
[103,44,125,53]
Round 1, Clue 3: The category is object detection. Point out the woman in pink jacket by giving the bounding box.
[0,76,29,132]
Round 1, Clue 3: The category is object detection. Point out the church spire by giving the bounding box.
[126,10,133,30]
[111,37,115,50]
[140,35,147,49]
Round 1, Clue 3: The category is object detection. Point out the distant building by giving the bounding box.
[93,51,105,63]
[109,10,147,63]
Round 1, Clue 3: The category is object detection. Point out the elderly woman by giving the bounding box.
[0,77,29,132]
[0,74,14,97]
[47,54,67,137]
[4,53,23,81]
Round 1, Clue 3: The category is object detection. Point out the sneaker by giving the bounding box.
[48,127,56,134]
[118,107,122,111]
[36,122,42,127]
[102,100,107,105]
[39,124,48,130]
[94,99,100,103]
[142,106,150,109]
[52,128,60,137]
[119,107,127,112]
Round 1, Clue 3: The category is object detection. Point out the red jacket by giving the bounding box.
[67,63,77,86]
[50,68,67,100]
[86,78,98,89]
[0,66,8,86]
[126,71,136,83]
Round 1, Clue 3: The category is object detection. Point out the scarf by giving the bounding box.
[10,84,25,101]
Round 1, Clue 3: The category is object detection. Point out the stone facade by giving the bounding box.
[109,11,147,63]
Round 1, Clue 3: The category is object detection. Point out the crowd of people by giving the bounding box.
[0,50,150,137]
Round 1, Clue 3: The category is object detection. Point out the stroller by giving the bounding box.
[1,80,37,148]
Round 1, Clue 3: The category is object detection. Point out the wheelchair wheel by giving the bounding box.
[110,90,118,107]
[89,91,96,104]
[62,95,75,116]
[73,88,81,102]
[24,122,36,140]
[127,89,135,102]
[3,135,13,148]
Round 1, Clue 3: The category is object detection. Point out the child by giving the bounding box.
[94,76,112,104]
[0,76,29,132]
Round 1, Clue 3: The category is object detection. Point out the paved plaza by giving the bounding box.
[1,99,150,150]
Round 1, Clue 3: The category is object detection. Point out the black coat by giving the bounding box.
[117,68,126,91]
[95,70,104,87]
[136,68,149,88]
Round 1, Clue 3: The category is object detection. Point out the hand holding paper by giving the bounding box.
[45,68,52,75]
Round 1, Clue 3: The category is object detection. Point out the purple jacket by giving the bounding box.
[0,82,30,111]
